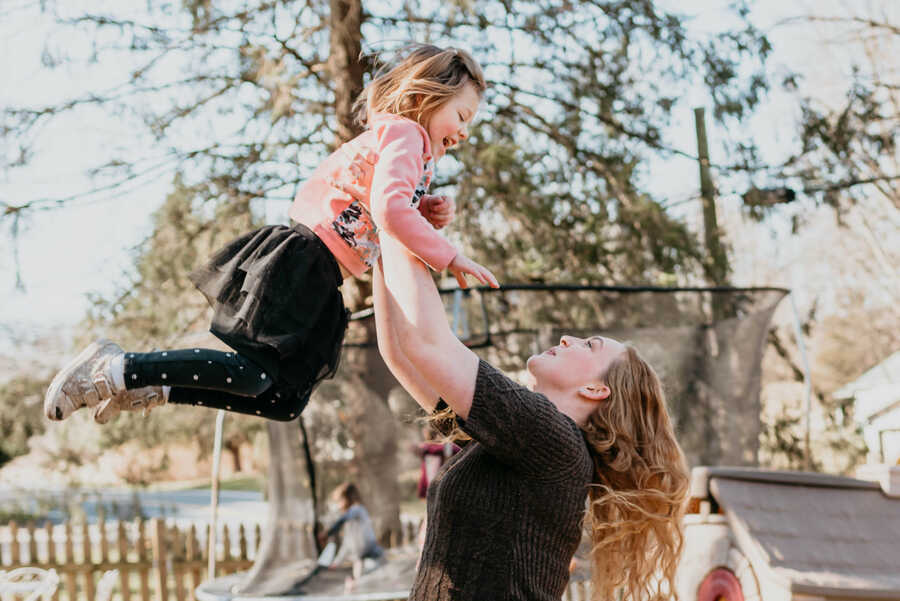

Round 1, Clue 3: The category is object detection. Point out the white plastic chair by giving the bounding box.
[0,567,60,601]
[0,567,119,601]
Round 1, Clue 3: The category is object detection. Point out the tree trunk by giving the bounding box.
[224,439,242,473]
[233,421,315,595]
[328,0,364,145]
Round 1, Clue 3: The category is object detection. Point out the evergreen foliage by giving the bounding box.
[0,374,47,467]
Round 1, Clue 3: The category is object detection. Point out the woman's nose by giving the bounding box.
[559,336,571,347]
[459,125,468,140]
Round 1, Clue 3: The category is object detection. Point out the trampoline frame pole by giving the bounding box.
[451,289,465,337]
[208,409,226,580]
[790,292,814,471]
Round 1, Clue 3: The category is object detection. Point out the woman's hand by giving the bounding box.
[447,253,499,289]
[327,149,377,201]
[328,152,456,231]
[420,194,456,229]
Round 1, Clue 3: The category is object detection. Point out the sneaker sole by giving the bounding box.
[44,339,108,421]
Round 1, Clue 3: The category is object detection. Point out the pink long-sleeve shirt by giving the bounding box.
[289,113,458,278]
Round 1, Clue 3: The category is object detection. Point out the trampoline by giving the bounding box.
[195,551,417,601]
[198,284,788,598]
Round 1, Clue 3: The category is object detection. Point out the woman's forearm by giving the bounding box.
[378,233,478,418]
[373,260,442,412]
[378,234,452,346]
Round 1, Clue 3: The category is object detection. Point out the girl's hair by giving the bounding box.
[353,44,486,130]
[333,482,362,508]
[582,345,690,601]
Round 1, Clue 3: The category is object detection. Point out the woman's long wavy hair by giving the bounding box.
[353,44,486,131]
[583,345,690,601]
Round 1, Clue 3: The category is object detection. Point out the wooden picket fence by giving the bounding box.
[0,518,260,601]
[0,517,592,601]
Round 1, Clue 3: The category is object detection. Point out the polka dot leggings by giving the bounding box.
[123,349,303,421]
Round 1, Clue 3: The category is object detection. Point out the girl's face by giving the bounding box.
[425,82,481,161]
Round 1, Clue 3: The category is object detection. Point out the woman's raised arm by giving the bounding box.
[375,233,482,419]
[373,259,442,412]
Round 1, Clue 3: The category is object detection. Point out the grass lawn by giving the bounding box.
[181,474,265,492]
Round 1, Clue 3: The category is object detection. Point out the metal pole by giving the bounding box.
[452,289,462,336]
[208,409,226,580]
[789,293,814,470]
[451,288,469,339]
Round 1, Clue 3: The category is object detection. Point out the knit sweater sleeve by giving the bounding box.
[456,360,590,481]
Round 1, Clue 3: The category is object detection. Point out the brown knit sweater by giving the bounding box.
[409,360,593,601]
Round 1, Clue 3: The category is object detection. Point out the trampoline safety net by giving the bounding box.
[228,285,787,597]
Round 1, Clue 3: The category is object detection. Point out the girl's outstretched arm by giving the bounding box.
[373,259,442,413]
[377,232,480,419]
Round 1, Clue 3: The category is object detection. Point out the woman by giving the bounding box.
[373,234,690,601]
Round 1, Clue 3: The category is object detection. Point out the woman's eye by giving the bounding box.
[586,340,592,349]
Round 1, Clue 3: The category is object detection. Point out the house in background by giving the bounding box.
[834,350,900,465]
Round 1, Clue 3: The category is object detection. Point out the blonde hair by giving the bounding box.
[425,403,471,444]
[354,44,486,130]
[582,345,690,601]
[425,345,688,601]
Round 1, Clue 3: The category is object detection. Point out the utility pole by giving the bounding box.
[694,108,730,320]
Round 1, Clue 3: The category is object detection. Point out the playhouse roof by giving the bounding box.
[692,467,900,600]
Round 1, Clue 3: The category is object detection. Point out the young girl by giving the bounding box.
[44,44,498,424]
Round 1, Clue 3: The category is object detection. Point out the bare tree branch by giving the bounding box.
[777,15,900,37]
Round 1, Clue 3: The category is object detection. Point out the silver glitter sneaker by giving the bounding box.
[92,386,167,424]
[44,339,125,421]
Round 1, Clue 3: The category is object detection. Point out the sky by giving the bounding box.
[0,0,893,372]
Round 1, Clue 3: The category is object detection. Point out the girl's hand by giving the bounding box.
[447,254,499,289]
[421,194,456,229]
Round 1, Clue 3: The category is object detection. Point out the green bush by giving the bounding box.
[0,374,49,468]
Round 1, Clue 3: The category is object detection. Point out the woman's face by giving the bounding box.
[527,335,626,393]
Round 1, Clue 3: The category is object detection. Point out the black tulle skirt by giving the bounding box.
[188,222,348,405]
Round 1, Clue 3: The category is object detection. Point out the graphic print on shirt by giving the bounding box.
[331,158,434,269]
[409,158,433,210]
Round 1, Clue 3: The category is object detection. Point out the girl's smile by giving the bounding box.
[426,81,481,161]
